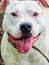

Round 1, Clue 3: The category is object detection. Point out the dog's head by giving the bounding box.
[0,0,46,54]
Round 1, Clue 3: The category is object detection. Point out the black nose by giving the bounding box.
[20,22,32,35]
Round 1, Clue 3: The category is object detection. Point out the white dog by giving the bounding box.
[0,0,49,65]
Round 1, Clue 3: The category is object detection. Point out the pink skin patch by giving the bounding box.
[9,34,39,54]
[0,0,7,13]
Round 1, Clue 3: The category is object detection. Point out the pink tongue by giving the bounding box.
[9,35,39,54]
[15,38,33,53]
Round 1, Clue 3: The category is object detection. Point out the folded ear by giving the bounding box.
[0,0,8,13]
[39,0,49,7]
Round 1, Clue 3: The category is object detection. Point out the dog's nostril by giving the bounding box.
[20,22,32,34]
[28,25,32,29]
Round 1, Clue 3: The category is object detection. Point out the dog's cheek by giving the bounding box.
[10,23,22,38]
[32,23,40,37]
[2,19,12,33]
[34,15,45,31]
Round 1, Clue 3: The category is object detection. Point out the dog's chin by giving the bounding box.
[8,33,40,54]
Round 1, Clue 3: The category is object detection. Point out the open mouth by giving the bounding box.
[8,33,41,54]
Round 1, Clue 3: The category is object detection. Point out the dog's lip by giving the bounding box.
[8,33,41,54]
[8,33,40,40]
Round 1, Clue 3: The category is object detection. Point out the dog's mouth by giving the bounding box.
[8,33,41,54]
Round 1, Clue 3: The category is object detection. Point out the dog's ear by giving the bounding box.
[39,0,49,7]
[0,0,8,13]
[0,0,14,13]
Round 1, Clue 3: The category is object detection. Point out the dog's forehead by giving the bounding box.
[26,1,41,13]
[6,1,41,13]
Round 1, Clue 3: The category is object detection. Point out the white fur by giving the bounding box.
[1,1,49,65]
[2,1,42,38]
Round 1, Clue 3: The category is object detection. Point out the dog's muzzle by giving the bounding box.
[8,23,41,54]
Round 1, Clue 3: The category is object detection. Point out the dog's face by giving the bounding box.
[2,1,44,54]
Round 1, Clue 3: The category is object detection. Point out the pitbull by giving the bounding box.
[0,0,49,65]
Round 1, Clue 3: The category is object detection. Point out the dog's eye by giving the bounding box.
[10,12,19,17]
[10,12,18,17]
[33,12,39,16]
[30,11,39,17]
[11,13,17,16]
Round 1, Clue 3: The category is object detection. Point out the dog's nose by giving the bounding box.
[20,22,32,35]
